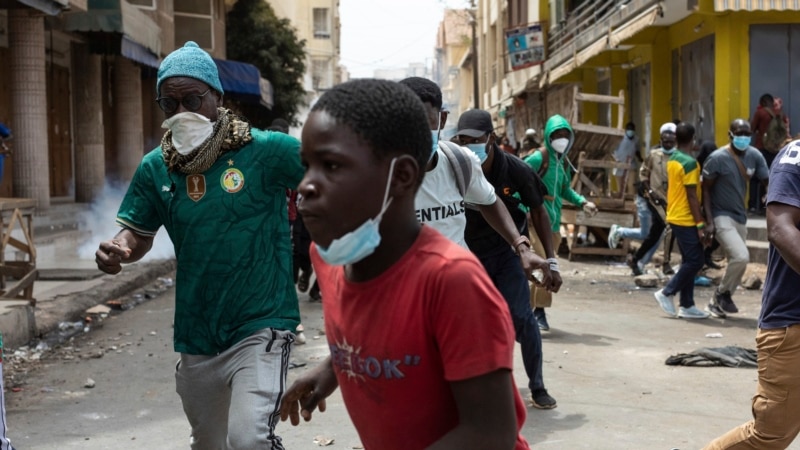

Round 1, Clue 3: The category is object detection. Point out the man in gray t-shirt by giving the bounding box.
[702,119,769,318]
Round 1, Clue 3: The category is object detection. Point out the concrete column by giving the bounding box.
[72,44,105,203]
[9,9,50,210]
[113,56,144,183]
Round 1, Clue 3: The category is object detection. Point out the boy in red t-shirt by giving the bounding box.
[279,79,530,450]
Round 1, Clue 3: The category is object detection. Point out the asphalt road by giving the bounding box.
[7,257,800,449]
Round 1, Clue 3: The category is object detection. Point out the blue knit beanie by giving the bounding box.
[157,41,224,96]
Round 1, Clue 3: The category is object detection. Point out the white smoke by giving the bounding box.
[78,182,175,261]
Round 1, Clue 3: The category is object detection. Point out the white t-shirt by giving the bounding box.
[415,146,496,248]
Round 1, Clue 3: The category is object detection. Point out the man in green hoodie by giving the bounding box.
[524,114,598,330]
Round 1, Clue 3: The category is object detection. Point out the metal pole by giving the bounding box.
[470,13,479,109]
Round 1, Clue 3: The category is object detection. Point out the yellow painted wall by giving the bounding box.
[580,69,599,125]
[541,0,800,141]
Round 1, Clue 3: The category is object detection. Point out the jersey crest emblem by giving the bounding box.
[187,175,206,202]
[221,168,245,193]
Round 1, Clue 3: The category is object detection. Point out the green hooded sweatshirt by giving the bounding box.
[523,114,587,232]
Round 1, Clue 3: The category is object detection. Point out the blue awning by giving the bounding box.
[213,58,261,97]
[213,58,273,108]
[121,36,160,69]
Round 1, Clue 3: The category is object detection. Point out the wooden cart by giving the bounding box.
[560,87,638,260]
[0,198,37,305]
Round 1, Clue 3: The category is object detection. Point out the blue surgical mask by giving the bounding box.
[466,142,488,163]
[317,158,396,266]
[429,113,441,161]
[732,136,751,151]
[626,130,635,139]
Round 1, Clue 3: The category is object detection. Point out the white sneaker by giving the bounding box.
[608,224,621,249]
[654,289,676,317]
[295,324,307,345]
[678,306,711,319]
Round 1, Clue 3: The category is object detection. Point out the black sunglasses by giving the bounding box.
[156,89,212,114]
[730,131,752,137]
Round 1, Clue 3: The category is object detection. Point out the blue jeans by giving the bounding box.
[663,224,704,308]
[475,246,545,392]
[619,195,659,265]
[618,195,651,241]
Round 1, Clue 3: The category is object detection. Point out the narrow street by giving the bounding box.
[5,258,799,449]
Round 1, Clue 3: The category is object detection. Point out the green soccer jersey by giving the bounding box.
[116,129,304,355]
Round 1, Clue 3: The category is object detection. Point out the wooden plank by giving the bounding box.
[587,197,626,209]
[0,198,36,212]
[574,211,636,228]
[6,236,31,253]
[574,91,626,106]
[579,160,633,169]
[569,246,629,256]
[578,173,604,196]
[1,209,20,250]
[0,268,38,305]
[572,123,626,136]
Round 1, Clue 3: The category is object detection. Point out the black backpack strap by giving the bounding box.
[438,141,473,198]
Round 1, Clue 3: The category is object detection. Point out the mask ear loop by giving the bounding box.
[375,158,398,220]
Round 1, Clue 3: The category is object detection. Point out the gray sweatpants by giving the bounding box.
[175,328,294,450]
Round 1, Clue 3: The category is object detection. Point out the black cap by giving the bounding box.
[456,109,493,138]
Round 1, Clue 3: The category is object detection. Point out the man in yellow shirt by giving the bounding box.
[653,123,711,319]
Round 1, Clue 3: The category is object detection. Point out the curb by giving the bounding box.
[33,259,177,341]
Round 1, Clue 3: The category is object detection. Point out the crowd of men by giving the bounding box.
[78,41,800,450]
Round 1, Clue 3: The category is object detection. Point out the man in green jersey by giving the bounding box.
[95,42,304,449]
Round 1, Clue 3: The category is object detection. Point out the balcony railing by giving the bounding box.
[545,0,660,71]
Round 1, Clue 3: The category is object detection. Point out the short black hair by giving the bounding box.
[270,118,289,133]
[312,79,431,175]
[625,121,635,130]
[398,77,442,110]
[675,123,695,146]
[760,93,774,107]
[697,140,717,166]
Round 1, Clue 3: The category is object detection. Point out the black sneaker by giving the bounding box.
[717,291,739,313]
[662,262,675,275]
[530,389,557,409]
[706,298,727,319]
[297,273,310,293]
[627,255,643,276]
[533,308,550,331]
[705,258,722,270]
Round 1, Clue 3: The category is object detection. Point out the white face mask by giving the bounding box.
[551,138,569,154]
[162,112,215,155]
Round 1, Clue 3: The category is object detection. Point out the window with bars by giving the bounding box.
[313,8,330,39]
[174,0,214,50]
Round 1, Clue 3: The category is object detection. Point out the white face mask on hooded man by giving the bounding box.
[550,137,569,154]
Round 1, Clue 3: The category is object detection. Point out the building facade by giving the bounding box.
[0,0,271,210]
[269,0,341,128]
[456,0,800,152]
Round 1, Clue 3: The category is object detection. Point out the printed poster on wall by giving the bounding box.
[506,23,545,71]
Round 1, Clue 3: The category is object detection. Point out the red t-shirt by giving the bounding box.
[311,225,530,450]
